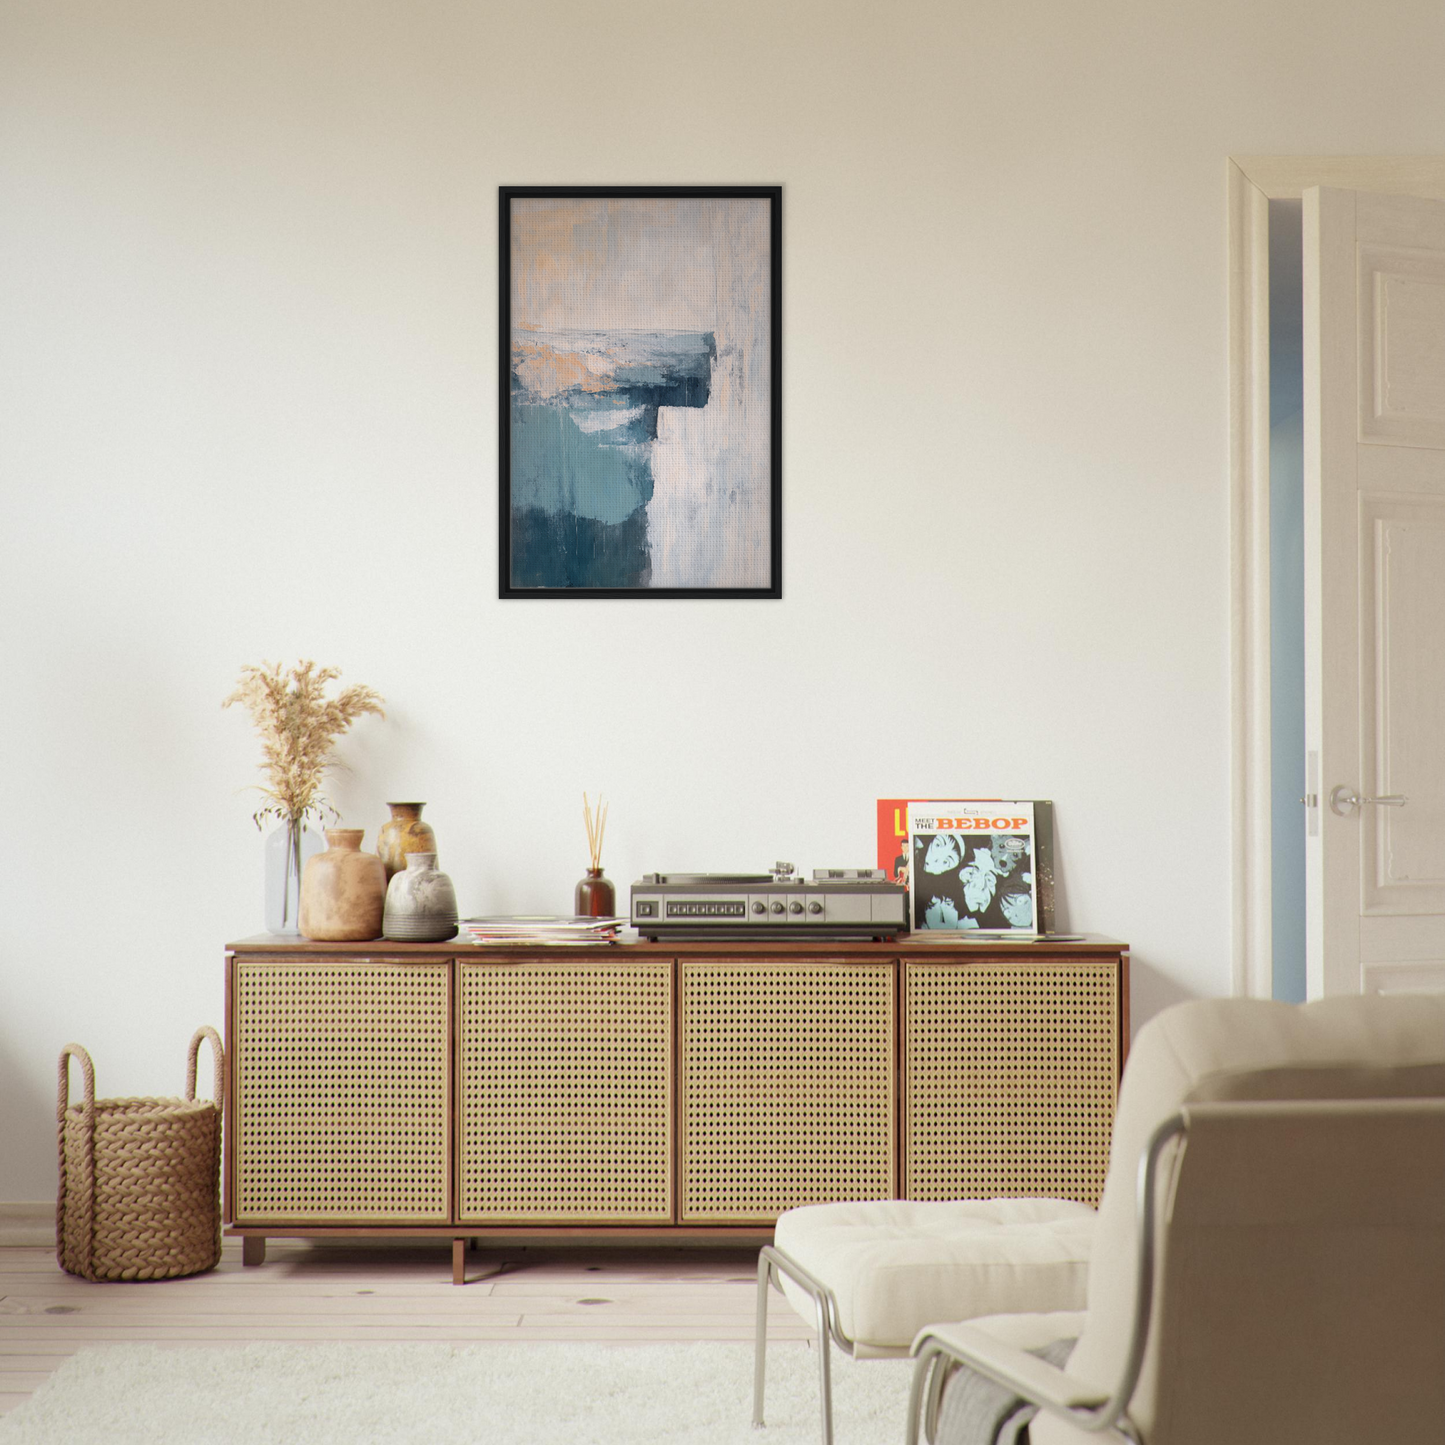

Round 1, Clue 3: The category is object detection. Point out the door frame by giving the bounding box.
[1227,157,1445,998]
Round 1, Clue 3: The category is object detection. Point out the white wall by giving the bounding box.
[3,0,1442,1200]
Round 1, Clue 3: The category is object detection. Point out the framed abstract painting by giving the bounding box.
[499,186,782,598]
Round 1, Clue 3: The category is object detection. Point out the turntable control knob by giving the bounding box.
[789,901,804,915]
[808,901,823,915]
[773,862,795,878]
[752,901,766,914]
[770,901,785,915]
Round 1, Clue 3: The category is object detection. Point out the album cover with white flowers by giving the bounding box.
[899,799,1056,934]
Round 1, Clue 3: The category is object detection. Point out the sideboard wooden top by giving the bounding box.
[228,932,1127,958]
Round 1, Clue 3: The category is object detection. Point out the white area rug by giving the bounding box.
[0,1340,914,1444]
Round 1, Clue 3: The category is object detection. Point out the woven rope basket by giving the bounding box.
[56,1027,224,1282]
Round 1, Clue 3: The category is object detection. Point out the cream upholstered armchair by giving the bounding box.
[907,993,1445,1445]
[754,1196,1096,1443]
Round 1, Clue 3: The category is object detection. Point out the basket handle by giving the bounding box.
[57,1043,95,1125]
[56,1043,98,1277]
[185,1026,225,1108]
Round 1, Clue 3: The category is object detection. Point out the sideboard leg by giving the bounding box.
[241,1236,266,1268]
[452,1237,465,1285]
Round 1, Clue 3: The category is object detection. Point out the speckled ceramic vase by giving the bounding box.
[299,829,385,941]
[383,853,459,942]
[376,802,438,881]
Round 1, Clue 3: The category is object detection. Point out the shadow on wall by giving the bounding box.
[1126,957,1196,1040]
[0,1032,59,1203]
[1022,851,1194,1042]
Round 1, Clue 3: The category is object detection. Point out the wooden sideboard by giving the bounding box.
[224,935,1128,1281]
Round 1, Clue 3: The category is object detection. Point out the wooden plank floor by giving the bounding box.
[0,1239,811,1416]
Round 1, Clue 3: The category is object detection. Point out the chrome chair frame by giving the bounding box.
[904,1114,1186,1445]
[753,1243,874,1445]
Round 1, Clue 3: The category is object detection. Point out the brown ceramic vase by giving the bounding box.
[574,867,616,918]
[376,802,438,881]
[299,829,386,941]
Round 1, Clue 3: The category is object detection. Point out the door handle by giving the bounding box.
[1329,786,1408,816]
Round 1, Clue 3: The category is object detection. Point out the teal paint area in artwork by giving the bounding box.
[509,328,715,589]
[509,503,653,590]
[511,402,653,525]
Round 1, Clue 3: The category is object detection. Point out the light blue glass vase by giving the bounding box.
[263,820,324,934]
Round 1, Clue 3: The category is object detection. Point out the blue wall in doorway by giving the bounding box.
[1269,199,1307,1003]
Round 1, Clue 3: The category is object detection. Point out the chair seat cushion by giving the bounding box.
[773,1198,1096,1355]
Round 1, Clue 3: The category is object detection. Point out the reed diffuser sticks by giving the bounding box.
[576,792,616,917]
[583,792,608,871]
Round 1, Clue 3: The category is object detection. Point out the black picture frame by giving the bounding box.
[499,185,782,599]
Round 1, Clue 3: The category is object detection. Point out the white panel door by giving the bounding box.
[1305,187,1445,996]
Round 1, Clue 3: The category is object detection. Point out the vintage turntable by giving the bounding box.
[630,862,907,940]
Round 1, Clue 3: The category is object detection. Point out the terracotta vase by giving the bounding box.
[383,853,459,942]
[299,829,385,941]
[574,867,616,918]
[376,802,438,881]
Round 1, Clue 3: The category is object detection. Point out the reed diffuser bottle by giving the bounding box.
[575,792,616,917]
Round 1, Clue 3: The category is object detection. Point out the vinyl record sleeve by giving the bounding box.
[877,798,1055,933]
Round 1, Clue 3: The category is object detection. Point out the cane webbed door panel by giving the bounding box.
[904,959,1118,1205]
[679,958,896,1222]
[233,959,450,1223]
[457,958,673,1222]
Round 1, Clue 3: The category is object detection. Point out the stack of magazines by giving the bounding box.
[458,915,627,946]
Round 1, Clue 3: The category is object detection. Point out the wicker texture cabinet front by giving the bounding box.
[679,959,896,1222]
[457,959,673,1223]
[904,959,1119,1206]
[232,959,451,1224]
[225,939,1127,1241]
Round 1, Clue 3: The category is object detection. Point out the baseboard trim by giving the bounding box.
[0,1201,54,1247]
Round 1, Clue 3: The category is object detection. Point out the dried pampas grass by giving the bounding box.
[223,660,385,828]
